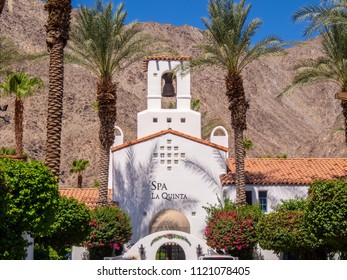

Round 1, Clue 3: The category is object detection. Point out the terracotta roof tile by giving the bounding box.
[143,55,191,71]
[221,158,347,186]
[59,188,112,209]
[111,129,228,152]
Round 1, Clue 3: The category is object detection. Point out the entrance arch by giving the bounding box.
[149,209,190,234]
[156,242,186,260]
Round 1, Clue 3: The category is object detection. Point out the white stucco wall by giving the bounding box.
[111,133,227,244]
[225,184,309,213]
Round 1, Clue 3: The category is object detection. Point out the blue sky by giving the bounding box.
[70,0,321,42]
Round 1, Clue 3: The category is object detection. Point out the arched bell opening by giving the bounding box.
[161,72,177,109]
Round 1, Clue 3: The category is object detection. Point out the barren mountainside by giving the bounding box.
[0,0,346,188]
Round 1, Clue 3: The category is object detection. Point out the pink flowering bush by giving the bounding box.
[85,205,132,260]
[204,200,262,259]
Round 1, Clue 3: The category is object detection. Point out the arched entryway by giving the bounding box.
[149,209,190,234]
[156,242,186,260]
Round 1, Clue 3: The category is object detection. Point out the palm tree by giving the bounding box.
[0,36,20,74]
[44,0,72,178]
[191,0,284,204]
[293,0,347,36]
[282,24,347,143]
[0,72,43,155]
[67,0,152,205]
[69,159,89,188]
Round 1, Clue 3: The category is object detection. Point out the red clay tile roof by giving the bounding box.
[143,55,191,71]
[59,188,112,209]
[111,129,228,153]
[221,158,347,186]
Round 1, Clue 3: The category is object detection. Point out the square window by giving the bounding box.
[153,73,158,77]
[181,118,186,123]
[153,153,158,158]
[174,146,179,151]
[167,166,172,171]
[167,118,172,123]
[181,153,186,158]
[167,160,172,164]
[167,139,172,144]
[167,146,172,151]
[160,160,165,164]
[153,118,158,123]
[192,212,196,216]
[160,146,165,150]
[174,160,179,164]
[167,153,172,158]
[160,153,165,158]
[174,153,179,158]
[258,191,267,212]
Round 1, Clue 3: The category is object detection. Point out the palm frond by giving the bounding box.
[67,1,155,81]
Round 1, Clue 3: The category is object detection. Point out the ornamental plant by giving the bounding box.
[35,196,91,259]
[85,205,132,260]
[204,199,262,259]
[257,199,318,259]
[0,158,60,259]
[305,180,347,259]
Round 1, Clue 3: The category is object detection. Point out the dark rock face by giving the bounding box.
[0,0,345,187]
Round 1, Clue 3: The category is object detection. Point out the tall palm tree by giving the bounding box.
[67,0,152,205]
[293,0,347,36]
[191,0,284,204]
[282,24,347,143]
[69,159,89,188]
[44,0,72,178]
[0,72,43,155]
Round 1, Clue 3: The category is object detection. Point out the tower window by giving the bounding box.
[180,118,186,123]
[153,118,158,123]
[167,118,172,123]
[167,139,172,144]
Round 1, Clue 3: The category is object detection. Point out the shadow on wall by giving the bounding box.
[113,144,199,241]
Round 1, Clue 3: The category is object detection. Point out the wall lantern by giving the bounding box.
[196,244,203,258]
[139,244,146,256]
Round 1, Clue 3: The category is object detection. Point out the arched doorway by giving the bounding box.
[156,242,186,260]
[149,210,190,234]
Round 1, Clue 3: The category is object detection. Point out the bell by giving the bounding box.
[162,73,176,97]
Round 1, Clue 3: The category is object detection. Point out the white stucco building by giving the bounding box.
[109,56,229,260]
[106,56,347,260]
[66,56,346,260]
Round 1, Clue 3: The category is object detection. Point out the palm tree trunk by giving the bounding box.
[0,0,5,15]
[45,41,65,177]
[77,173,82,188]
[341,87,347,144]
[97,79,117,205]
[225,72,249,205]
[14,96,23,155]
[44,0,71,178]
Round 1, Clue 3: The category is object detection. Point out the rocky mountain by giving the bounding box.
[0,0,346,188]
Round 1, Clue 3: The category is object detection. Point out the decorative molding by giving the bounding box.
[150,233,191,247]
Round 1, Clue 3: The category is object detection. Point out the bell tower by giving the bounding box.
[137,56,201,139]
